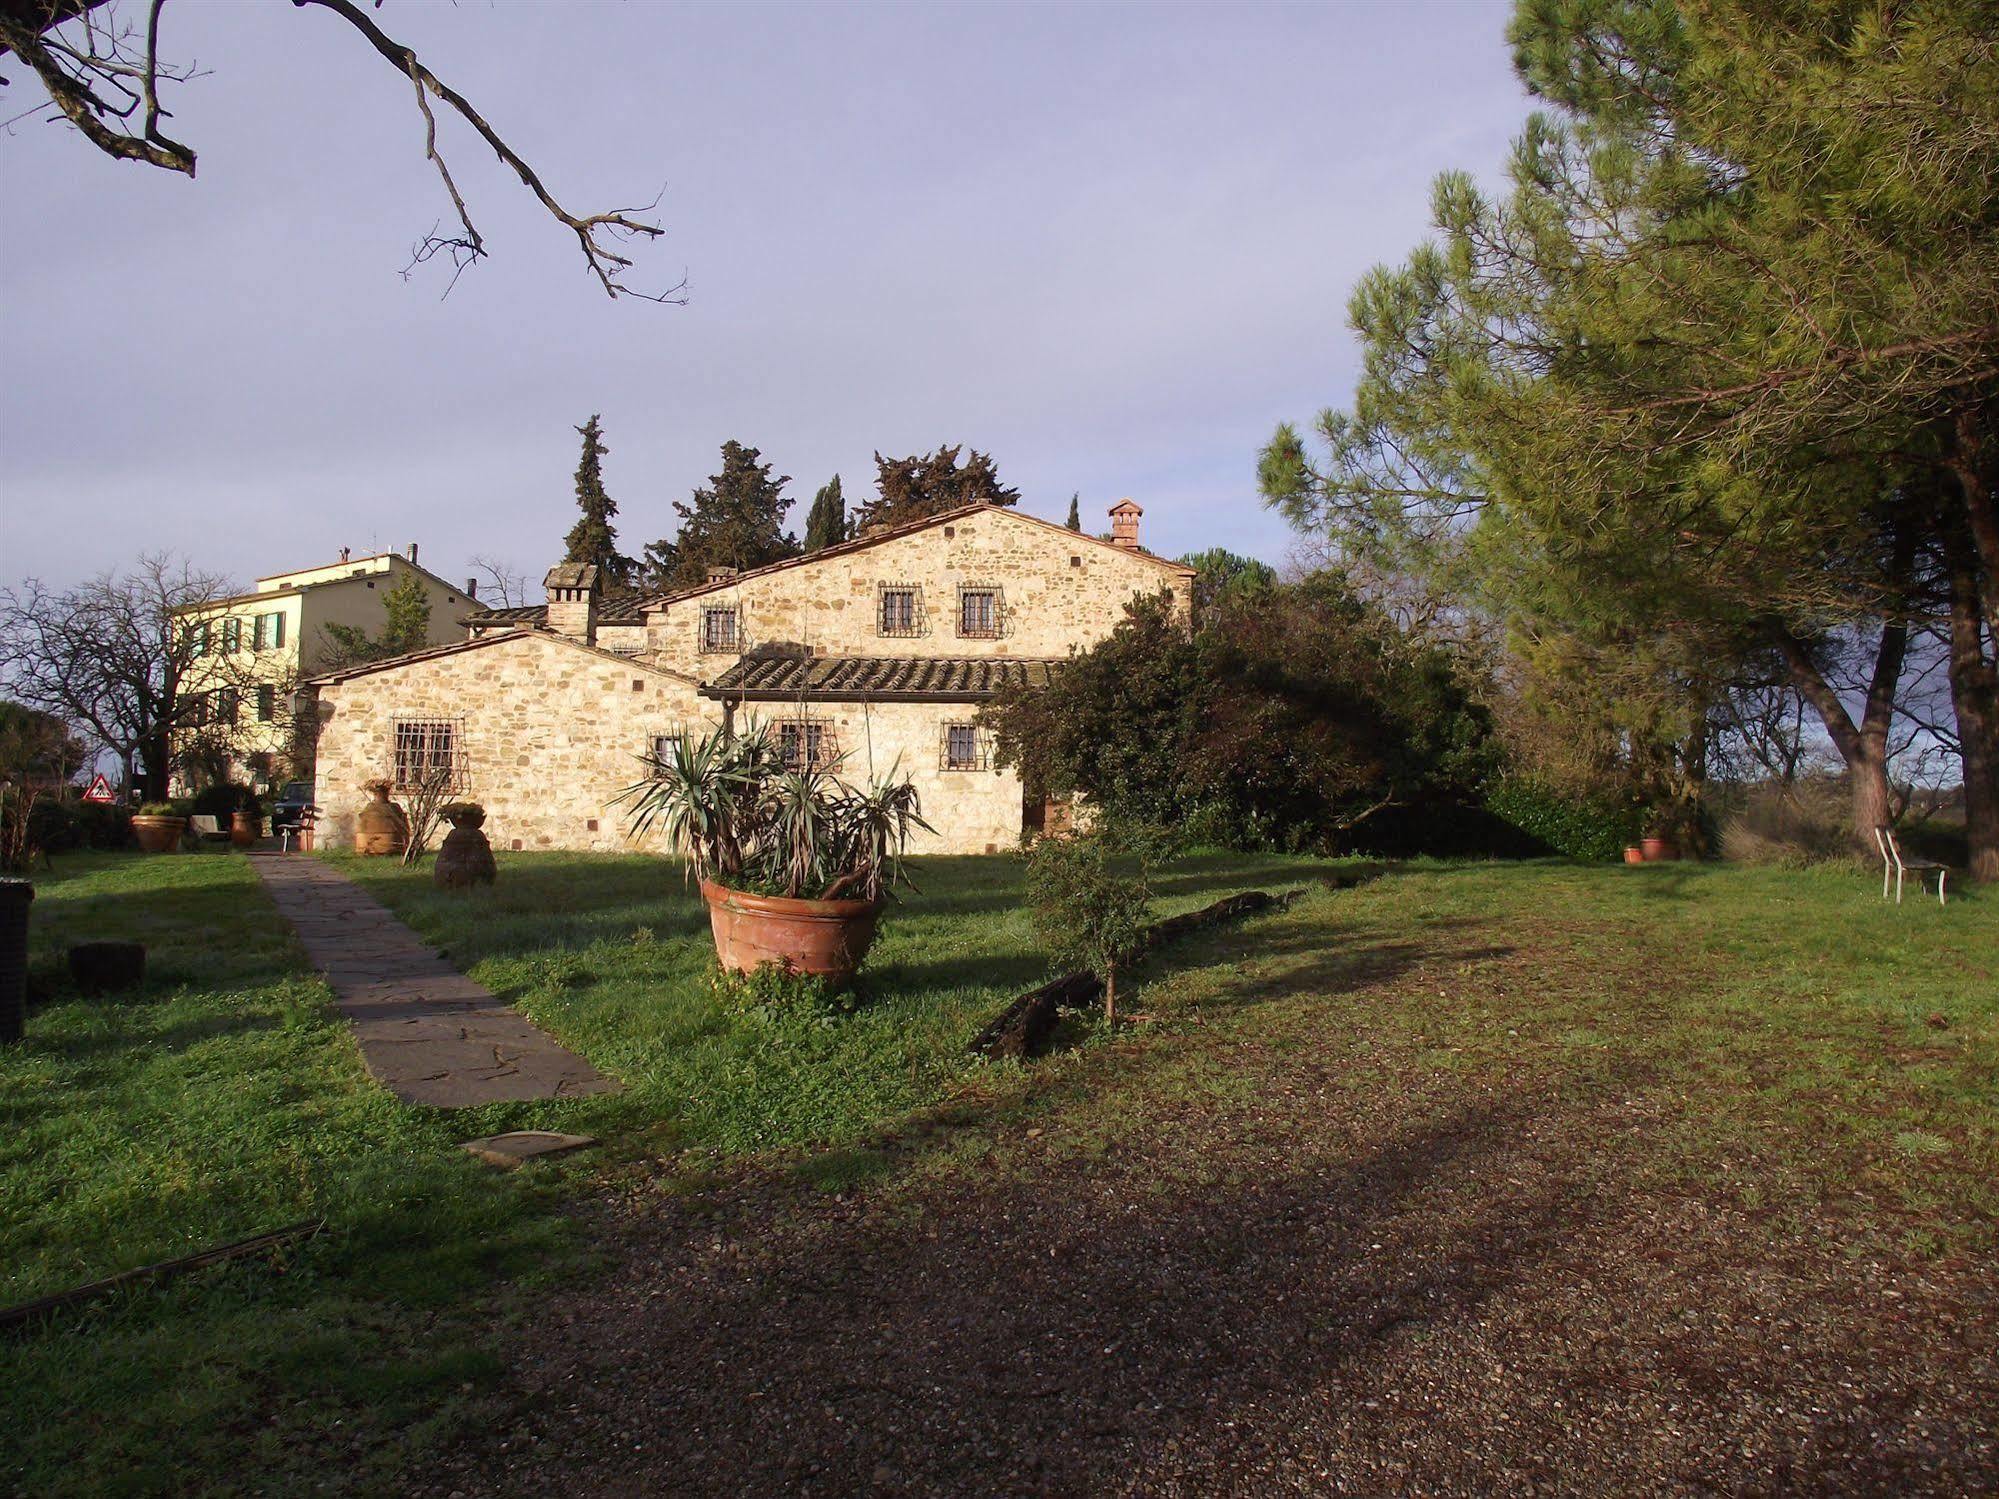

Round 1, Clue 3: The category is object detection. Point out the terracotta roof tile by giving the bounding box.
[701,655,1054,702]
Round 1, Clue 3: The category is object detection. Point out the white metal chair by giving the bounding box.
[1874,825,1948,907]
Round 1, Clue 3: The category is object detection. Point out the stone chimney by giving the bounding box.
[465,577,478,598]
[1109,499,1143,550]
[707,565,739,585]
[543,562,602,645]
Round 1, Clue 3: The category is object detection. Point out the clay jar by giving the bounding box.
[354,785,409,857]
[434,807,497,889]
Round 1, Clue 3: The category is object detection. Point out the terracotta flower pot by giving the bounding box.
[699,878,884,985]
[230,811,261,848]
[1640,836,1680,863]
[1623,845,1646,866]
[434,824,497,889]
[354,787,409,857]
[130,815,185,854]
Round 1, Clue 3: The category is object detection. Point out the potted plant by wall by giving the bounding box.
[433,801,497,889]
[1639,807,1685,862]
[130,801,187,854]
[230,790,264,848]
[354,778,409,857]
[616,721,932,985]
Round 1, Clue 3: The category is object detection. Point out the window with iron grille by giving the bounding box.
[700,606,739,653]
[941,722,989,771]
[957,585,1000,639]
[877,584,923,637]
[647,729,687,776]
[778,720,837,774]
[392,718,463,791]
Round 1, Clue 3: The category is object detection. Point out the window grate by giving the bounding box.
[956,584,1002,639]
[940,722,991,771]
[392,718,465,791]
[700,606,740,654]
[778,720,838,774]
[877,583,924,638]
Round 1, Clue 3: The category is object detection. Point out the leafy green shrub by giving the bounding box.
[135,800,186,817]
[1484,777,1643,863]
[709,960,854,1023]
[1025,826,1159,1024]
[189,783,256,819]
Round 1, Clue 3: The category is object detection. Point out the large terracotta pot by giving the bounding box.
[1623,845,1646,866]
[1640,836,1680,863]
[354,788,409,857]
[699,878,884,984]
[230,811,261,848]
[434,823,497,889]
[130,815,185,854]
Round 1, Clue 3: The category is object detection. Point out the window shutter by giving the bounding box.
[273,612,286,648]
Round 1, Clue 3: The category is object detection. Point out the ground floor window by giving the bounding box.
[392,718,462,791]
[778,720,837,774]
[941,722,989,771]
[648,729,688,775]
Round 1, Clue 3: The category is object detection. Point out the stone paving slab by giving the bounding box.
[249,853,616,1107]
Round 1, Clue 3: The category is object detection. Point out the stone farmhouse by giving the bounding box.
[305,502,1193,855]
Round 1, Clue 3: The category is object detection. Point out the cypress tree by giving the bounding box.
[805,475,846,553]
[1065,493,1082,531]
[562,415,633,588]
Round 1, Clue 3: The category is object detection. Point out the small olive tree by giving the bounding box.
[1025,826,1161,1025]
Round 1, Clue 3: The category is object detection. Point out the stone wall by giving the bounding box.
[313,633,708,854]
[311,632,1025,856]
[636,508,1192,677]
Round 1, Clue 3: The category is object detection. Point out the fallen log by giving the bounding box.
[969,886,1299,1061]
[1,1219,325,1335]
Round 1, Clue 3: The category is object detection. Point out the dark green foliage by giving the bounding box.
[1484,777,1643,863]
[321,571,432,669]
[987,577,1498,854]
[22,799,133,855]
[852,445,1019,532]
[642,441,800,592]
[1179,548,1277,617]
[804,475,847,553]
[1065,493,1082,531]
[189,782,258,820]
[1025,826,1157,1023]
[561,415,634,589]
[0,700,85,782]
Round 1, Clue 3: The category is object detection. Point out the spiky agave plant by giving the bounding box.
[614,720,933,901]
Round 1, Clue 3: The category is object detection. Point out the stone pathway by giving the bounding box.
[249,853,615,1107]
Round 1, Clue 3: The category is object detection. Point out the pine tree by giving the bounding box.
[852,444,1020,532]
[1065,493,1082,531]
[804,475,846,553]
[642,441,800,591]
[562,415,633,588]
[322,570,433,668]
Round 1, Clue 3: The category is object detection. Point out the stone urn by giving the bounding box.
[434,804,496,889]
[354,783,409,857]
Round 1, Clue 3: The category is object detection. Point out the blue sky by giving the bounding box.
[0,0,1526,594]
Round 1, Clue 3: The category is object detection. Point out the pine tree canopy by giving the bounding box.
[642,440,800,592]
[562,415,635,589]
[852,445,1020,532]
[322,570,432,668]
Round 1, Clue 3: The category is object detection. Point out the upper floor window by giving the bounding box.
[878,584,922,638]
[187,619,212,658]
[223,616,243,653]
[778,720,837,774]
[256,685,276,723]
[700,606,739,654]
[392,718,462,791]
[957,586,1001,639]
[252,611,287,651]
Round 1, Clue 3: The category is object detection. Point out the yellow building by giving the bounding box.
[174,545,476,789]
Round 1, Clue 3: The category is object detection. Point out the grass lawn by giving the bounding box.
[1,848,1993,1494]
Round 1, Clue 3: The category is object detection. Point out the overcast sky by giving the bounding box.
[0,0,1526,597]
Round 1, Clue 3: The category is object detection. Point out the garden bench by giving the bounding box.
[1874,825,1948,907]
[185,815,232,846]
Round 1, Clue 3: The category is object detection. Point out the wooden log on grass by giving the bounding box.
[969,887,1300,1061]
[0,1220,325,1334]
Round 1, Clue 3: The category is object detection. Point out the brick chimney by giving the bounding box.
[1109,499,1142,550]
[543,562,602,645]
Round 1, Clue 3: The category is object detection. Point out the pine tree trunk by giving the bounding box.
[1104,966,1116,1027]
[1944,538,1999,883]
[1774,623,1905,848]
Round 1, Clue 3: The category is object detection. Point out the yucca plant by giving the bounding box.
[614,718,933,901]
